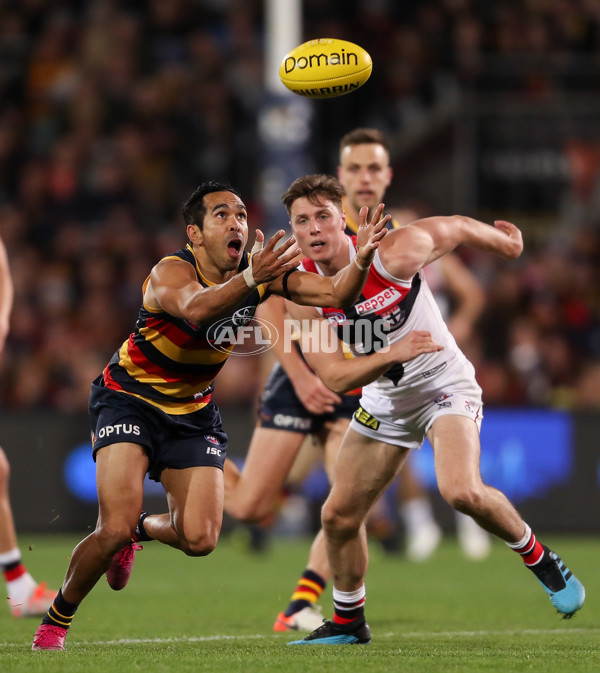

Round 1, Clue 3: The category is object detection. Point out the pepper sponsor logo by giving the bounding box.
[355,287,401,315]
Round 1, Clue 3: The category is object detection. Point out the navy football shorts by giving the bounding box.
[89,378,227,481]
[258,363,360,434]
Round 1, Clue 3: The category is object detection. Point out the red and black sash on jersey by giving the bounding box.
[301,235,421,385]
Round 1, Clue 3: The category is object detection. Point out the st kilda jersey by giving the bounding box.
[102,244,266,415]
[298,235,466,398]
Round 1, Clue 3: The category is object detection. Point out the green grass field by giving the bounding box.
[2,533,598,672]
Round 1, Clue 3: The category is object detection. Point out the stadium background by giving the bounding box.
[0,0,599,534]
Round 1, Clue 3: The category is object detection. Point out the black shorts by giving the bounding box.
[258,363,360,434]
[89,378,227,481]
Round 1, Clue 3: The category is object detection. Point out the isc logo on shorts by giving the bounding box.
[354,406,380,430]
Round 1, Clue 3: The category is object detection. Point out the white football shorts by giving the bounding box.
[349,359,483,450]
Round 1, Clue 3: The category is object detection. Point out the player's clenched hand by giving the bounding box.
[389,330,443,363]
[493,220,523,259]
[247,229,301,285]
[293,370,342,415]
[355,203,390,266]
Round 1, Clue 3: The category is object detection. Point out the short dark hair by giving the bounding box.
[339,127,390,155]
[281,174,344,216]
[182,181,242,231]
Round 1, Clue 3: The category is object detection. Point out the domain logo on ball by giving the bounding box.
[279,38,372,99]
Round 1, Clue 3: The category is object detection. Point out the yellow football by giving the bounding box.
[279,38,372,99]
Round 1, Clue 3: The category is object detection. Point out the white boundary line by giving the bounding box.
[6,627,599,648]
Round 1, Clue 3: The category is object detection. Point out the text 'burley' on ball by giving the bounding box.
[279,38,372,99]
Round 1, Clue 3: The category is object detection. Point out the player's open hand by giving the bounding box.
[493,220,523,259]
[355,203,390,266]
[248,229,302,284]
[389,330,443,363]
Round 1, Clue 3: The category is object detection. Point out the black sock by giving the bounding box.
[134,512,153,542]
[42,589,79,629]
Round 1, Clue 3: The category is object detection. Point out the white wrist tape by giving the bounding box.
[242,265,256,288]
[242,237,264,289]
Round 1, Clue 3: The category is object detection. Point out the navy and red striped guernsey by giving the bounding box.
[102,244,266,415]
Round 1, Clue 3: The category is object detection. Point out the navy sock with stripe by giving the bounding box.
[133,511,153,542]
[284,569,326,617]
[42,589,79,630]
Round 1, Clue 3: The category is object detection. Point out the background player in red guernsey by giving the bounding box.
[31,180,392,651]
[277,174,585,645]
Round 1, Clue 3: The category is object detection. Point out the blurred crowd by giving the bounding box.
[0,0,600,412]
[448,228,600,410]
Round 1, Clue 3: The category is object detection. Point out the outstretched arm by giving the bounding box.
[269,204,389,308]
[380,216,523,281]
[287,303,442,395]
[147,229,301,324]
[257,297,342,414]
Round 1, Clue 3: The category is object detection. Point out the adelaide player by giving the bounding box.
[31,179,392,651]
